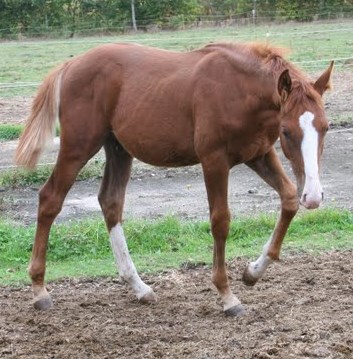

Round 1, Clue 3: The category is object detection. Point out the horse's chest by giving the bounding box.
[228,131,278,165]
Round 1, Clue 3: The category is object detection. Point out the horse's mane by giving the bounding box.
[200,42,324,110]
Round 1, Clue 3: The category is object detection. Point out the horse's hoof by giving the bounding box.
[242,267,259,286]
[33,295,53,310]
[139,290,158,304]
[224,304,247,317]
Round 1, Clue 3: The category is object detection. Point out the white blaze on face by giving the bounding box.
[299,111,323,209]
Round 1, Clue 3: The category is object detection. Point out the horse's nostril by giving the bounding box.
[321,192,324,201]
[302,193,307,202]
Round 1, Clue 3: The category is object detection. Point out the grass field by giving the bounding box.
[1,20,353,97]
[1,208,352,285]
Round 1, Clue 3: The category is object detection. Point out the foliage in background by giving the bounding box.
[0,0,352,38]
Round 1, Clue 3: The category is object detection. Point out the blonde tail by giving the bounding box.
[15,65,64,169]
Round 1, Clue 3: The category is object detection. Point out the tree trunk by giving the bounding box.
[131,0,137,31]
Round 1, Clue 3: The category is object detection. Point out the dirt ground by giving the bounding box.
[1,251,353,358]
[0,70,353,358]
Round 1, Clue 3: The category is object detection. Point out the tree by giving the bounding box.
[131,0,137,30]
[0,0,352,39]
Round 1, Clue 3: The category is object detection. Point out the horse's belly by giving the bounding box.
[134,147,199,167]
[114,126,199,167]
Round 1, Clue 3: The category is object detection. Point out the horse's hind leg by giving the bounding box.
[30,139,103,310]
[98,134,157,303]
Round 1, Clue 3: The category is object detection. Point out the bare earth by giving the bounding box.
[1,251,353,359]
[0,70,353,358]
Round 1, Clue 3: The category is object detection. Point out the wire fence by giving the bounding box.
[1,17,352,94]
[2,21,353,46]
[1,54,352,92]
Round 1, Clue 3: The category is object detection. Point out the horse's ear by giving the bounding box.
[278,69,292,102]
[313,61,334,96]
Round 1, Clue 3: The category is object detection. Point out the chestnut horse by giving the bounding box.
[15,42,333,316]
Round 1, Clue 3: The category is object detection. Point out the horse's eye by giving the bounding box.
[282,129,290,139]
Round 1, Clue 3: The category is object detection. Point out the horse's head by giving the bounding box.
[277,62,334,209]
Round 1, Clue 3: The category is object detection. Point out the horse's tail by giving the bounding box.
[15,64,65,169]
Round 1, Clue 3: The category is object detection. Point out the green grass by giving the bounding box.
[0,124,23,141]
[0,20,352,98]
[0,159,104,187]
[1,208,352,285]
[0,123,60,142]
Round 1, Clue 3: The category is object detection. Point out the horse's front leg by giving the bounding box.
[202,152,246,317]
[242,147,299,286]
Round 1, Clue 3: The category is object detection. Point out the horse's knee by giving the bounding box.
[282,182,299,216]
[211,209,230,239]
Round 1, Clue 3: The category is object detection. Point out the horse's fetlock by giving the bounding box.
[28,263,44,282]
[120,272,134,283]
[267,250,280,261]
[212,273,229,292]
